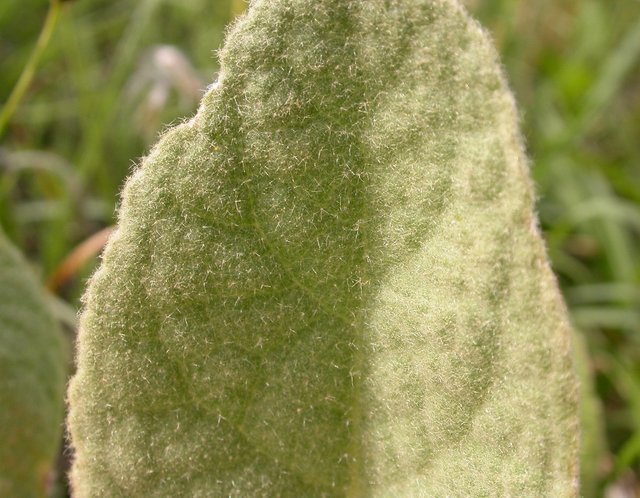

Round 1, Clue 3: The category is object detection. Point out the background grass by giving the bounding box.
[1,0,639,495]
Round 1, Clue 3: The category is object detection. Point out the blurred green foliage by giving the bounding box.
[0,227,68,498]
[1,0,639,495]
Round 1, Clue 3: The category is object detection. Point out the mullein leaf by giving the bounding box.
[0,229,68,497]
[68,1,580,496]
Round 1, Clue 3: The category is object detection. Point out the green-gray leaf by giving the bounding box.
[0,228,68,498]
[68,0,580,496]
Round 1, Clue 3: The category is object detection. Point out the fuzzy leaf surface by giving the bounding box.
[68,0,579,496]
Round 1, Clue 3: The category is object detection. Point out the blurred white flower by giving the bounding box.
[126,45,208,140]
